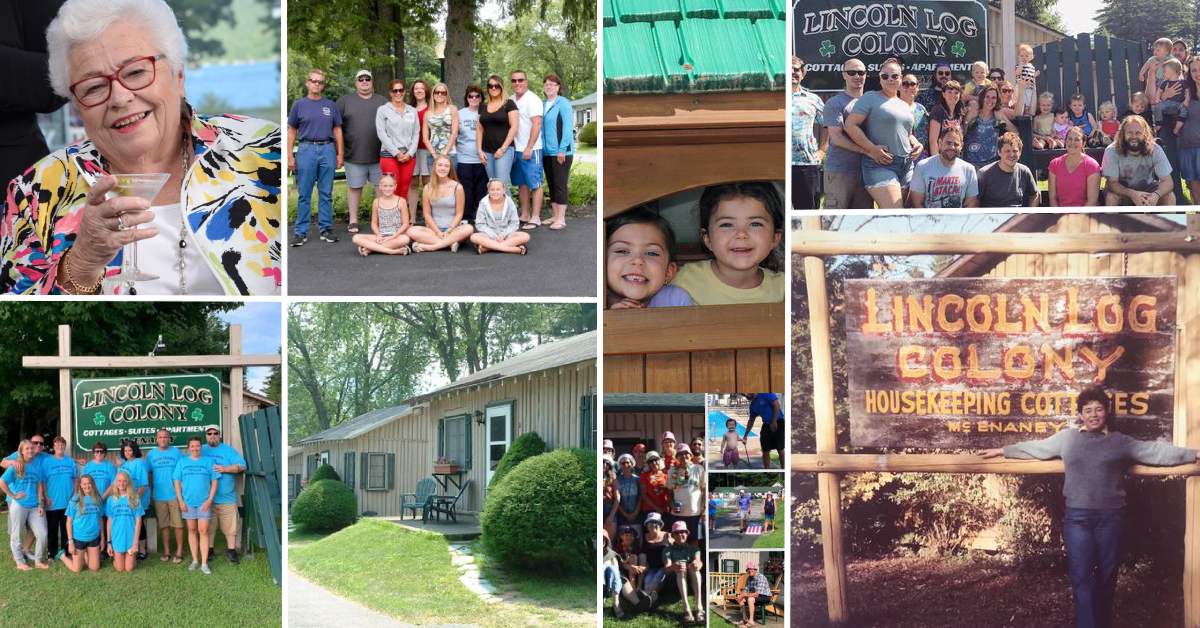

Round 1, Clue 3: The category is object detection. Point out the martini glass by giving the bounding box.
[102,172,171,286]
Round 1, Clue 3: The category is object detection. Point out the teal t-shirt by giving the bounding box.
[42,455,78,510]
[66,494,103,542]
[105,495,144,553]
[173,455,219,508]
[118,458,149,493]
[146,447,183,502]
[203,444,246,505]
[5,450,50,475]
[1,464,41,508]
[82,460,117,497]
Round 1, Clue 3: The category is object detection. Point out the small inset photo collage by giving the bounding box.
[602,393,785,627]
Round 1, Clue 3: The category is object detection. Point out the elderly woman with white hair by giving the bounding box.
[0,0,281,295]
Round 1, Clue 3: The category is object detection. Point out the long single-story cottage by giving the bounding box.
[603,393,705,457]
[290,331,597,516]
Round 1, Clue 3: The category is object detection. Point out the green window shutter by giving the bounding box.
[344,452,355,489]
[360,453,368,489]
[580,394,596,449]
[437,419,445,458]
[386,453,396,490]
[306,455,316,478]
[465,416,473,470]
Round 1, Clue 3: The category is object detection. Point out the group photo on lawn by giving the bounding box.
[287,0,597,297]
[793,0,1200,208]
[0,301,282,625]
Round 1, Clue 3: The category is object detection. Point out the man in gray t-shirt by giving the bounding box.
[1101,117,1174,205]
[909,127,978,208]
[337,70,390,232]
[821,58,871,209]
[977,132,1039,207]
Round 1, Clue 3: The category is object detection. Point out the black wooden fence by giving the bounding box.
[1034,33,1149,112]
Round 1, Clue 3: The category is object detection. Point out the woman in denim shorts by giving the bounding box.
[842,60,923,208]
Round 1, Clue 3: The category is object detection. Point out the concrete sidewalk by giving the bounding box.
[288,569,416,627]
[286,215,597,297]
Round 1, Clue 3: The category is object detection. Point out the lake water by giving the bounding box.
[185,60,279,110]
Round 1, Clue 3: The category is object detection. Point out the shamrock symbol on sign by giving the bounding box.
[819,39,836,58]
[191,408,205,422]
[951,41,967,58]
[92,411,105,426]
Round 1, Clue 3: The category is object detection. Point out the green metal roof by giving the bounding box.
[603,0,785,94]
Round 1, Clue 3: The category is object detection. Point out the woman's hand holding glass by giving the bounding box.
[70,175,157,283]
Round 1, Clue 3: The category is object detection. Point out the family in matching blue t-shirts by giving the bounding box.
[1,428,244,575]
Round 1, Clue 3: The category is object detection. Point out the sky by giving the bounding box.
[1057,0,1102,35]
[218,302,282,395]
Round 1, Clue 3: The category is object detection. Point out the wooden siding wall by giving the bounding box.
[297,360,597,517]
[604,411,705,455]
[986,8,1061,69]
[287,453,302,478]
[424,361,597,514]
[972,214,1186,445]
[605,304,786,393]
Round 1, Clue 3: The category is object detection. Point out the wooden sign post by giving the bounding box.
[793,217,1200,627]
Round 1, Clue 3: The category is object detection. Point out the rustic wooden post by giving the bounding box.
[1185,215,1200,628]
[230,324,244,429]
[801,215,848,623]
[57,325,71,449]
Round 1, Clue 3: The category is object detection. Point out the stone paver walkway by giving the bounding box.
[448,543,508,604]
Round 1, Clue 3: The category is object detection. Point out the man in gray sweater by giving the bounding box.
[981,386,1198,628]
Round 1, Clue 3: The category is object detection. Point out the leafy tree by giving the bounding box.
[1098,0,1193,44]
[1015,0,1063,33]
[474,1,597,100]
[287,303,428,440]
[166,0,236,61]
[262,365,281,403]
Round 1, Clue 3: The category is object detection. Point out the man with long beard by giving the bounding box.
[1102,115,1176,205]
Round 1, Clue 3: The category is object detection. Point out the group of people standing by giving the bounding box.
[603,432,707,623]
[287,68,575,256]
[793,43,1200,209]
[1,428,245,575]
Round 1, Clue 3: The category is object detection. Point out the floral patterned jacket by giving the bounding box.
[0,113,281,295]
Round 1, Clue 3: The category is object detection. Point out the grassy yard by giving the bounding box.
[603,591,703,628]
[289,518,592,626]
[471,539,593,615]
[752,526,785,549]
[0,512,280,625]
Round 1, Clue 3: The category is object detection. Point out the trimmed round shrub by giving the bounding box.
[578,121,597,146]
[309,463,341,483]
[291,479,357,533]
[489,431,547,488]
[480,448,595,573]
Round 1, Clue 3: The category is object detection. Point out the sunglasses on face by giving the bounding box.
[880,73,901,80]
[1001,88,1014,93]
[467,93,481,99]
[511,77,527,83]
[391,88,405,93]
[488,83,501,89]
[937,71,951,76]
[357,76,372,82]
[844,70,866,77]
[309,78,325,84]
[902,81,919,87]
[434,90,447,95]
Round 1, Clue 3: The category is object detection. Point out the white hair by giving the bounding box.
[46,0,188,98]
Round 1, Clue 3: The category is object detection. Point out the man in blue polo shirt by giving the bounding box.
[287,68,344,247]
[203,427,246,564]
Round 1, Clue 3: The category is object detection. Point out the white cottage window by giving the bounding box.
[367,453,387,490]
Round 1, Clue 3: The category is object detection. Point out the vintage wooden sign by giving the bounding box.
[845,277,1177,448]
[796,0,989,91]
[72,374,222,451]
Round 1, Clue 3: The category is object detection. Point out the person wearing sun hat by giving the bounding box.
[615,453,641,529]
[668,442,705,546]
[639,511,670,610]
[664,519,704,624]
[660,431,677,468]
[638,450,670,516]
[602,439,615,458]
[736,561,772,626]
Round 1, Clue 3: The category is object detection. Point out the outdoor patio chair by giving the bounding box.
[400,477,436,520]
[722,573,748,610]
[424,479,471,524]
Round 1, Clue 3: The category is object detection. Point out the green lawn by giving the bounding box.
[470,539,593,614]
[752,526,785,549]
[289,518,591,626]
[0,512,280,625]
[603,593,702,627]
[710,612,739,627]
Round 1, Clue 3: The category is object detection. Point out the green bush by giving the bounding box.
[568,171,596,206]
[480,448,595,573]
[309,463,341,483]
[292,479,358,533]
[489,432,547,488]
[577,121,596,146]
